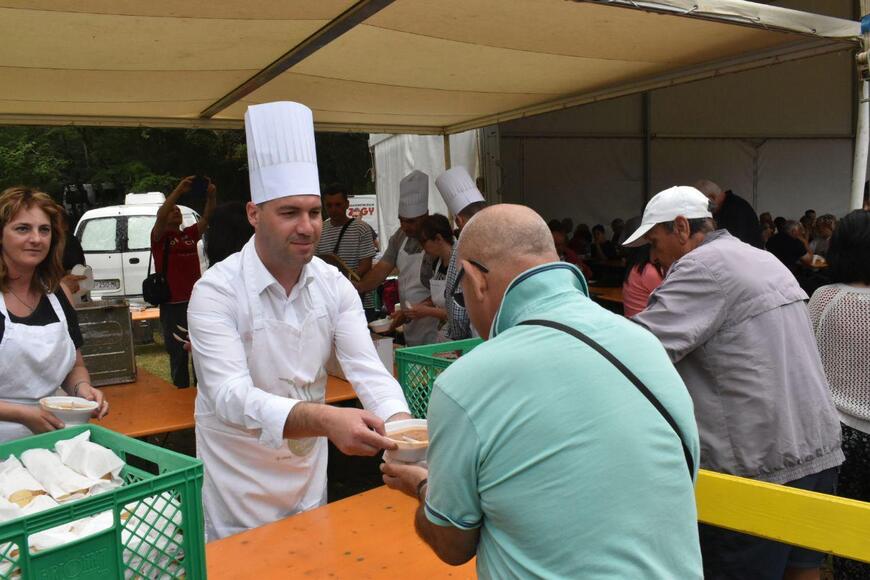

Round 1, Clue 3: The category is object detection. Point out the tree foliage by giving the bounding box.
[0,125,373,209]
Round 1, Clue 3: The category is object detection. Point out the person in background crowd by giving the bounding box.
[808,209,870,580]
[627,186,842,580]
[382,204,702,579]
[402,214,453,339]
[189,101,410,541]
[800,215,815,244]
[317,183,378,320]
[59,209,87,295]
[568,223,592,256]
[766,220,813,273]
[810,214,836,258]
[546,219,564,233]
[774,216,787,234]
[694,179,763,248]
[434,167,487,341]
[551,229,593,279]
[204,202,253,266]
[0,187,108,442]
[610,218,625,246]
[560,217,573,236]
[356,171,437,346]
[759,211,774,231]
[761,222,775,246]
[622,217,663,318]
[150,175,216,388]
[590,224,617,261]
[804,209,817,225]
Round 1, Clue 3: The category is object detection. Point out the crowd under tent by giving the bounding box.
[0,0,864,231]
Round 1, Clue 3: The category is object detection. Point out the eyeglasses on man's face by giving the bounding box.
[449,259,489,309]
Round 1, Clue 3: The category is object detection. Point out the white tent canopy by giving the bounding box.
[0,0,859,134]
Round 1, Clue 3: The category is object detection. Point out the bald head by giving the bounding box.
[455,204,560,339]
[694,179,725,212]
[458,204,558,269]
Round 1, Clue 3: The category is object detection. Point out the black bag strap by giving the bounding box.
[518,319,695,479]
[333,218,354,254]
[147,236,171,277]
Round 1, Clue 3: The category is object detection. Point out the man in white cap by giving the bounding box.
[188,101,410,541]
[625,186,842,579]
[355,170,439,346]
[434,167,486,340]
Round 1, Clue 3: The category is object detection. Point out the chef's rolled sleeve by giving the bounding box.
[332,276,410,420]
[189,277,300,449]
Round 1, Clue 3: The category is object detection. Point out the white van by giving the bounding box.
[74,192,206,301]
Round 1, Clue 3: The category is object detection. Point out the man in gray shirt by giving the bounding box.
[625,186,843,580]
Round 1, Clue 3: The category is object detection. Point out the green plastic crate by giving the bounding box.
[396,338,482,418]
[0,425,205,580]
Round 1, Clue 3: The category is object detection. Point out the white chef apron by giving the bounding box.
[0,293,76,442]
[429,258,447,309]
[397,239,439,346]
[196,261,334,541]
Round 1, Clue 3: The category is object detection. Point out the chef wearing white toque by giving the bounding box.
[355,170,440,346]
[188,101,411,541]
[434,167,486,341]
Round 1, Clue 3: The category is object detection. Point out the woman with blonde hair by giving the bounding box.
[0,187,107,441]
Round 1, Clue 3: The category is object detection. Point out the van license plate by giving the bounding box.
[94,279,120,290]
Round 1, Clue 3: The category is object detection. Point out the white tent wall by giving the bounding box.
[498,37,859,229]
[369,131,479,245]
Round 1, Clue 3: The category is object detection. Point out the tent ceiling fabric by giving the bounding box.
[0,0,858,134]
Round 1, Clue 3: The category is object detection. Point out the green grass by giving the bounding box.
[133,322,171,383]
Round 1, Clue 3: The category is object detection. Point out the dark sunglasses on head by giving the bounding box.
[449,259,489,309]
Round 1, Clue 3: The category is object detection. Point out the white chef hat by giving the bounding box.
[399,170,429,218]
[245,101,320,204]
[435,167,484,216]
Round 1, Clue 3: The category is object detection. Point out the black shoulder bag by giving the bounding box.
[142,237,172,306]
[518,319,695,479]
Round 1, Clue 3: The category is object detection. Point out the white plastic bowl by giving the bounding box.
[39,396,98,426]
[384,419,428,463]
[368,318,393,334]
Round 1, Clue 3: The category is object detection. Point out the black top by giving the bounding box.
[62,233,86,271]
[766,232,807,271]
[0,289,84,349]
[716,191,763,248]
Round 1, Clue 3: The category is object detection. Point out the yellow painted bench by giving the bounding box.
[697,469,870,563]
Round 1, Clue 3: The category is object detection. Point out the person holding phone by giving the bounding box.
[150,175,216,388]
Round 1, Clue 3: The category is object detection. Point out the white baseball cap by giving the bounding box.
[622,186,713,247]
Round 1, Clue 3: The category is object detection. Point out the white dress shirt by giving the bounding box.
[188,236,409,449]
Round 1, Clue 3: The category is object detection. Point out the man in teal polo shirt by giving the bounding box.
[382,205,703,578]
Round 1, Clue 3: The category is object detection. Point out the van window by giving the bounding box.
[127,215,156,251]
[79,218,118,252]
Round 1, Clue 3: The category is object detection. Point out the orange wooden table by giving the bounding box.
[206,485,475,579]
[93,370,358,437]
[589,285,624,304]
[92,368,197,437]
[130,307,160,322]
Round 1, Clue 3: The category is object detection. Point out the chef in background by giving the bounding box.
[355,171,439,346]
[188,101,411,540]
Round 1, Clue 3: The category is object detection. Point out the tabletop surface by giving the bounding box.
[92,370,358,437]
[130,307,160,321]
[588,285,624,304]
[206,485,475,579]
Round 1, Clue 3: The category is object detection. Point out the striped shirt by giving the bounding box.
[317,218,377,308]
